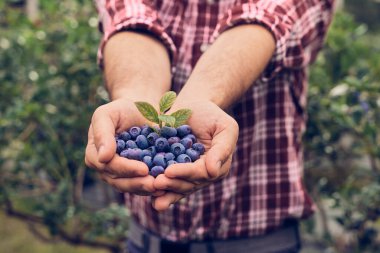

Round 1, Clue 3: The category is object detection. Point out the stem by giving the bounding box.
[312,187,332,241]
[73,165,85,205]
[159,112,163,128]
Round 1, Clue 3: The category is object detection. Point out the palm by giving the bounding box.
[152,100,239,211]
[85,98,159,195]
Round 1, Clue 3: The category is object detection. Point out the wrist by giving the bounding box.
[103,31,172,105]
[170,96,218,114]
[108,86,163,106]
[175,81,226,109]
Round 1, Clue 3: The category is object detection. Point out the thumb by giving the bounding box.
[91,107,117,163]
[205,123,238,179]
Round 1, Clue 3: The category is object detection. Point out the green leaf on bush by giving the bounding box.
[159,91,176,113]
[171,109,192,127]
[134,102,159,123]
[158,115,176,127]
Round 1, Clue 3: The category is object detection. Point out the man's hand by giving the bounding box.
[152,100,239,211]
[85,99,159,195]
[86,31,171,196]
[150,24,274,211]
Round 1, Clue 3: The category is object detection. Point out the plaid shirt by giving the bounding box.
[96,0,335,242]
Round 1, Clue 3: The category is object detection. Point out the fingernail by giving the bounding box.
[216,161,222,170]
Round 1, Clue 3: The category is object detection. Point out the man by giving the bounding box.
[85,0,335,252]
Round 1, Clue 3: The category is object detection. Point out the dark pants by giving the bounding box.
[126,220,301,253]
[127,240,300,253]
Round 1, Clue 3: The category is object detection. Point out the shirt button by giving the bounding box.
[200,43,210,53]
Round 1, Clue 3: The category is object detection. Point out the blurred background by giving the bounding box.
[0,0,379,252]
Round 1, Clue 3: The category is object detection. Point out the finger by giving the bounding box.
[85,142,106,171]
[86,141,149,178]
[164,158,210,182]
[152,192,185,211]
[205,121,239,179]
[104,155,149,177]
[101,173,155,195]
[152,190,166,197]
[153,174,198,194]
[91,106,117,163]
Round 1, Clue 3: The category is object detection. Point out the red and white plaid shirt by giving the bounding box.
[96,0,335,242]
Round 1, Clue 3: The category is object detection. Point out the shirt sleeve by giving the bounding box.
[210,0,335,80]
[95,0,177,68]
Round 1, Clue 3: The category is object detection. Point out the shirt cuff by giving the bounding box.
[210,3,294,80]
[97,13,176,70]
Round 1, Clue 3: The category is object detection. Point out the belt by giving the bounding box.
[127,220,301,253]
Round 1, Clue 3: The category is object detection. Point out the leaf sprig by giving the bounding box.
[134,91,192,128]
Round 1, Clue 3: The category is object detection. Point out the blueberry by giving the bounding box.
[170,143,186,157]
[147,132,159,146]
[167,160,177,166]
[143,156,153,168]
[192,143,205,155]
[180,137,193,149]
[129,126,141,139]
[153,154,167,168]
[120,149,129,158]
[164,152,175,161]
[125,140,138,149]
[150,166,165,177]
[168,136,180,145]
[142,149,152,158]
[155,137,170,152]
[126,148,144,161]
[186,148,200,161]
[146,146,157,157]
[161,126,177,138]
[184,134,197,144]
[176,154,192,163]
[116,139,125,154]
[119,131,131,142]
[141,125,153,136]
[136,135,149,149]
[177,125,192,138]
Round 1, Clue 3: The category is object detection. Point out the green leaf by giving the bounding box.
[171,109,192,127]
[158,115,176,127]
[159,91,177,113]
[134,102,159,123]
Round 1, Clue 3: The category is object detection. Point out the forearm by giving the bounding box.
[103,31,172,104]
[177,24,275,109]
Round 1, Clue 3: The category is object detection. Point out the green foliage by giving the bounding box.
[171,109,192,127]
[158,114,176,127]
[134,102,160,123]
[159,91,176,113]
[0,1,126,252]
[135,91,192,128]
[305,11,380,252]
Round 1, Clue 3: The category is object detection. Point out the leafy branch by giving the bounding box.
[134,91,192,128]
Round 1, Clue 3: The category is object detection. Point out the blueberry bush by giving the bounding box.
[0,1,128,252]
[303,11,380,252]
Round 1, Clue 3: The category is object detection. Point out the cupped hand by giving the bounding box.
[85,99,162,196]
[152,100,239,211]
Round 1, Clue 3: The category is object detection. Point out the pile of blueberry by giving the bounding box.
[115,125,205,177]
